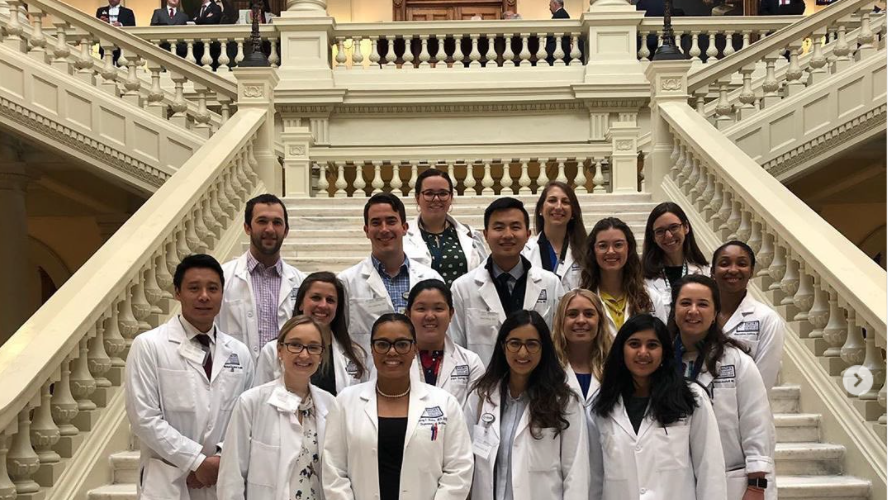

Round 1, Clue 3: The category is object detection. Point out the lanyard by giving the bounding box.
[673,335,705,381]
[662,261,688,291]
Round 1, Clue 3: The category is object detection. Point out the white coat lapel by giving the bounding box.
[278,265,299,310]
[476,269,506,322]
[522,270,545,311]
[311,385,330,449]
[362,258,393,308]
[722,293,756,334]
[170,319,209,382]
[611,395,637,439]
[211,334,236,382]
[404,383,430,449]
[451,217,476,266]
[361,383,379,431]
[437,339,458,389]
[557,247,575,280]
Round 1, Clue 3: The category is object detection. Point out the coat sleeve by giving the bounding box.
[149,9,160,25]
[753,309,785,391]
[689,388,727,499]
[254,341,278,388]
[216,394,253,499]
[561,398,591,500]
[587,412,604,500]
[449,281,468,348]
[321,399,356,500]
[124,335,205,471]
[736,355,776,475]
[434,396,475,500]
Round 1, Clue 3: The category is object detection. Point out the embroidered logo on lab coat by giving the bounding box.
[717,364,736,380]
[451,364,470,380]
[345,360,359,377]
[736,321,760,334]
[419,406,448,426]
[223,353,243,370]
[537,290,548,303]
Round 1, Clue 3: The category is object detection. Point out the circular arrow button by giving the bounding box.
[842,365,874,397]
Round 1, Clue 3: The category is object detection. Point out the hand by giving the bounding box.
[186,471,205,489]
[112,21,122,26]
[100,15,109,22]
[743,486,765,500]
[194,455,221,487]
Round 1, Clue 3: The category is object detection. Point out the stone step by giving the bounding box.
[287,214,648,229]
[285,257,360,274]
[770,385,802,414]
[110,451,140,485]
[282,193,654,207]
[286,205,657,219]
[775,475,871,499]
[87,484,137,500]
[774,413,821,443]
[775,443,845,476]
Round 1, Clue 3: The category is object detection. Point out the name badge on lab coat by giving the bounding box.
[475,310,500,325]
[736,321,760,334]
[364,297,391,315]
[178,341,207,365]
[472,424,495,458]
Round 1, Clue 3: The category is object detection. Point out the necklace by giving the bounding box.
[376,383,410,399]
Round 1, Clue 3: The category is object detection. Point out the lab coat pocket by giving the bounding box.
[712,387,740,429]
[157,368,194,413]
[528,428,560,471]
[220,299,248,343]
[215,370,246,410]
[246,439,279,487]
[726,468,749,499]
[655,422,691,471]
[140,458,186,499]
[466,309,499,345]
[599,431,626,480]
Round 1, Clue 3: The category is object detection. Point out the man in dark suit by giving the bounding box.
[96,0,135,65]
[192,0,222,24]
[150,0,189,25]
[545,0,571,65]
[759,0,805,14]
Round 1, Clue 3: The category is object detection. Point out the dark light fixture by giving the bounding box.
[240,0,270,67]
[652,0,687,61]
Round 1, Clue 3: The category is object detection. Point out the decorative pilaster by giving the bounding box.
[643,60,693,201]
[606,114,640,193]
[282,116,316,197]
[233,68,281,194]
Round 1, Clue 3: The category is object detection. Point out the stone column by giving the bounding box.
[274,11,336,92]
[281,116,315,197]
[644,60,692,201]
[286,0,326,12]
[579,2,647,87]
[233,67,282,195]
[606,113,640,193]
[0,150,34,346]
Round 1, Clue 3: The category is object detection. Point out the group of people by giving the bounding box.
[125,172,787,500]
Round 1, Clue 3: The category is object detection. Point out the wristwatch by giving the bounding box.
[748,478,768,489]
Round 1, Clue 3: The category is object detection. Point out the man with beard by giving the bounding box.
[217,194,306,360]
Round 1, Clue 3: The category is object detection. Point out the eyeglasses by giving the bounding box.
[653,223,684,239]
[372,339,415,354]
[503,339,542,354]
[281,342,324,355]
[420,190,452,202]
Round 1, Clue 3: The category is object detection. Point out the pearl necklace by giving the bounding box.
[376,383,410,399]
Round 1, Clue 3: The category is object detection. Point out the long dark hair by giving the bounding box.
[471,310,576,438]
[534,181,587,267]
[592,314,697,424]
[667,274,747,378]
[642,202,708,279]
[294,272,366,380]
[580,217,653,315]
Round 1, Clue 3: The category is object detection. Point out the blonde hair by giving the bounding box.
[277,315,329,373]
[552,289,612,382]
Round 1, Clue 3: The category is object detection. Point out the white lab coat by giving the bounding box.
[404,215,488,271]
[337,256,443,360]
[599,286,669,338]
[564,364,599,408]
[217,252,307,359]
[522,234,582,291]
[588,383,727,500]
[692,345,777,500]
[409,336,486,406]
[125,317,255,500]
[722,293,786,391]
[217,380,337,500]
[464,387,590,500]
[253,337,366,392]
[643,262,709,311]
[450,263,565,366]
[322,381,474,500]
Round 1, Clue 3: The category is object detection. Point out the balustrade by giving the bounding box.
[312,157,612,197]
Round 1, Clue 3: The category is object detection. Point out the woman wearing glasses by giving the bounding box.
[522,181,587,290]
[218,315,338,499]
[580,217,667,337]
[404,169,488,286]
[465,310,589,500]
[406,280,485,406]
[642,202,709,307]
[323,313,473,500]
[255,272,367,395]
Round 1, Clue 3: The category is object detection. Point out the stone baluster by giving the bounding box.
[766,243,787,299]
[723,31,735,57]
[880,380,887,425]
[468,34,481,68]
[535,33,548,67]
[332,162,347,197]
[535,158,549,192]
[146,63,166,119]
[783,41,805,97]
[169,74,188,128]
[446,161,457,190]
[402,36,415,69]
[385,36,396,68]
[51,19,72,74]
[316,162,329,196]
[855,6,876,59]
[7,405,40,494]
[777,250,800,318]
[724,193,742,239]
[553,34,566,67]
[120,57,142,107]
[747,215,763,254]
[407,161,419,196]
[371,161,384,194]
[3,0,26,52]
[144,263,165,316]
[118,286,140,344]
[185,41,196,64]
[707,180,724,230]
[792,261,814,325]
[218,39,231,72]
[638,30,651,60]
[390,162,404,194]
[688,32,701,64]
[221,169,239,218]
[706,32,718,62]
[714,78,734,130]
[352,36,365,69]
[671,144,685,181]
[199,39,213,68]
[807,275,830,340]
[808,28,828,85]
[569,34,582,65]
[209,182,229,228]
[822,290,848,361]
[235,39,246,65]
[27,5,48,64]
[335,38,347,69]
[592,159,606,193]
[518,34,531,66]
[73,35,96,85]
[575,159,588,194]
[463,161,477,196]
[485,34,497,68]
[104,299,127,378]
[691,159,708,205]
[70,336,97,414]
[481,160,495,195]
[679,146,694,189]
[503,34,516,67]
[841,310,866,366]
[761,51,781,108]
[31,380,61,486]
[353,161,367,197]
[518,159,532,194]
[434,36,448,69]
[754,230,775,286]
[269,39,280,67]
[680,153,698,194]
[698,170,715,215]
[132,272,153,333]
[0,432,15,499]
[742,31,751,50]
[193,87,212,139]
[370,37,382,69]
[452,36,465,69]
[500,160,514,195]
[555,158,568,184]
[50,354,79,447]
[860,324,885,401]
[738,65,757,120]
[88,318,113,403]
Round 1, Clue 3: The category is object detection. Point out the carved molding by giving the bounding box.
[0,97,169,190]
[242,85,265,98]
[616,140,634,151]
[331,102,588,115]
[764,104,886,177]
[585,99,647,109]
[661,77,683,91]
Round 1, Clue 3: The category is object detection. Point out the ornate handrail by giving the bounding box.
[0,108,265,495]
[123,25,280,71]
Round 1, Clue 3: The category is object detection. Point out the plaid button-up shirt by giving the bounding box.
[372,255,411,314]
[246,252,283,346]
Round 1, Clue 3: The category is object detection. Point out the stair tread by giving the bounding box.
[774,413,821,425]
[89,484,137,494]
[775,442,845,459]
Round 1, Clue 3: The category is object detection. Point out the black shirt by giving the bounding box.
[626,395,650,434]
[378,417,408,500]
